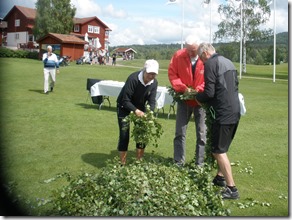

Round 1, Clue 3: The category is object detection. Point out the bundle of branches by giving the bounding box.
[167,86,197,102]
[123,105,163,148]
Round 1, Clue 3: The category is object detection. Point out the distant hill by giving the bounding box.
[262,32,288,45]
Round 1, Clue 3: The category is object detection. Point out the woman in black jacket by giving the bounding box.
[116,59,159,165]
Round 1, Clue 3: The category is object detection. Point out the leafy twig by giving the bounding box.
[123,105,164,147]
[167,86,197,102]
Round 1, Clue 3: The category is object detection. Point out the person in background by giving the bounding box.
[116,59,159,165]
[168,35,206,166]
[42,45,59,94]
[195,43,241,199]
[106,50,110,63]
[112,53,117,66]
[89,48,93,65]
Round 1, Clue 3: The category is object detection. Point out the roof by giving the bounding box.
[4,5,36,20]
[113,47,137,53]
[73,16,111,31]
[70,32,99,39]
[37,33,86,44]
[3,5,111,31]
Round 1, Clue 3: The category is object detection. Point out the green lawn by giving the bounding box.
[0,58,288,216]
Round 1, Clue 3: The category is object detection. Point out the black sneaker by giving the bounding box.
[50,87,53,92]
[212,175,226,187]
[221,187,239,199]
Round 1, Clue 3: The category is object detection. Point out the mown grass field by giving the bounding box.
[0,57,288,216]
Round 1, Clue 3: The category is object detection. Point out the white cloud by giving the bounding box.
[109,28,144,46]
[264,6,288,32]
[70,1,128,19]
[103,4,128,19]
[71,0,101,17]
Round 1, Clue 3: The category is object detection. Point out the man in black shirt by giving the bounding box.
[117,59,159,165]
[195,43,241,199]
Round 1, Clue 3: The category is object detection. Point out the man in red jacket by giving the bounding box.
[168,35,206,166]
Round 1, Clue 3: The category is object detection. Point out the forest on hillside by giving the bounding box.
[109,32,288,65]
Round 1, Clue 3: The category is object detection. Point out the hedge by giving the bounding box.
[0,47,39,59]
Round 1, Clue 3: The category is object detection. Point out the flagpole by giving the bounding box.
[165,0,183,48]
[181,0,184,49]
[209,0,212,43]
[239,0,243,79]
[202,0,212,43]
[273,0,276,82]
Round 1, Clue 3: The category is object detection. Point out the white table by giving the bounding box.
[90,80,174,112]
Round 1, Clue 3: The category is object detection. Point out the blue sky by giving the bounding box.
[0,0,289,46]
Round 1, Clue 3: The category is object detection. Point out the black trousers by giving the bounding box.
[117,106,145,151]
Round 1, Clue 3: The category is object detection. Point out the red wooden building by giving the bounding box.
[3,5,37,49]
[37,33,86,61]
[2,5,111,55]
[72,17,111,51]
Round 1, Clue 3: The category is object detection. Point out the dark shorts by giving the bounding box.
[211,122,239,154]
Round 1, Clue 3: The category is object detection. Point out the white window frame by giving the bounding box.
[94,26,100,34]
[28,35,33,42]
[88,25,93,33]
[15,19,20,27]
[74,25,80,32]
[15,33,19,39]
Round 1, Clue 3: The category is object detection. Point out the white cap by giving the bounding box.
[144,59,159,74]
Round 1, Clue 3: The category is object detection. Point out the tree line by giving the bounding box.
[109,32,288,65]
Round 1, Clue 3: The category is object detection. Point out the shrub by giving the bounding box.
[0,47,14,57]
[26,51,39,59]
[0,47,39,59]
[14,50,29,58]
[45,157,229,216]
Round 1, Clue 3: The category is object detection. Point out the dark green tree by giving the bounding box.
[216,42,239,61]
[33,0,76,40]
[214,0,272,73]
[265,46,283,64]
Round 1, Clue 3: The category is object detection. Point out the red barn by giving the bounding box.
[37,33,86,61]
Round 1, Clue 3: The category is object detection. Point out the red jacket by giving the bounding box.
[168,48,205,107]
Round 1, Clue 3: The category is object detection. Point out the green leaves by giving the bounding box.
[123,105,163,148]
[47,158,229,216]
[167,86,197,102]
[202,105,216,167]
[234,198,272,209]
[34,0,76,39]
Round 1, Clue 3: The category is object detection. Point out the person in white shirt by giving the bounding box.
[42,45,60,94]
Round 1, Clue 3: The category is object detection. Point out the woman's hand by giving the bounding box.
[135,109,145,117]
